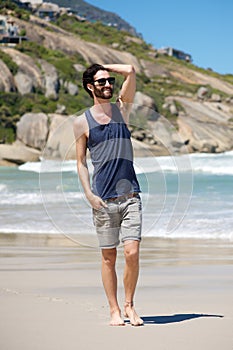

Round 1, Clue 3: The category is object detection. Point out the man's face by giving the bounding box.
[92,70,115,99]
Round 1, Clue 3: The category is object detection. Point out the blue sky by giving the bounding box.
[87,0,233,75]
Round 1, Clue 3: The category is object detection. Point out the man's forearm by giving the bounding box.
[78,162,93,200]
[78,162,107,209]
[103,64,135,78]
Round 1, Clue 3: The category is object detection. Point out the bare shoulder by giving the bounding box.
[73,112,86,129]
[73,113,88,139]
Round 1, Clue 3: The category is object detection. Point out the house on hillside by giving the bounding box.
[0,15,28,45]
[13,0,43,9]
[37,2,60,21]
[0,15,7,36]
[158,47,192,62]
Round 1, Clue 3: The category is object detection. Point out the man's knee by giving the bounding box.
[124,241,139,264]
[102,248,117,267]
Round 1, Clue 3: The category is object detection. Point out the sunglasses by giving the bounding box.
[93,77,115,86]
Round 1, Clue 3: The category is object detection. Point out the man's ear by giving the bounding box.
[87,83,93,91]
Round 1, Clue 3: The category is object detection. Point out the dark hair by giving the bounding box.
[82,63,109,98]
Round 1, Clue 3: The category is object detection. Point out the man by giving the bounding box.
[73,63,143,326]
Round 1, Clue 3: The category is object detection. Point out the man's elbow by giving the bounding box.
[128,65,135,75]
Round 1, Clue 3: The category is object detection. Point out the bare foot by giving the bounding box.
[124,301,144,326]
[110,309,125,326]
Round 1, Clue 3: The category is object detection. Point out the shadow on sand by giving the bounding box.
[138,313,224,325]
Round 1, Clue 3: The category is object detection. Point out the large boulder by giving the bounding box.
[140,59,170,78]
[133,91,156,111]
[177,116,233,153]
[175,97,233,153]
[64,81,78,96]
[14,71,34,94]
[197,86,209,100]
[43,114,76,160]
[131,91,158,128]
[38,59,60,99]
[16,113,49,150]
[0,59,16,92]
[0,141,41,165]
[1,47,44,94]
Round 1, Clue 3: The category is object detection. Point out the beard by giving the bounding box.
[93,86,113,99]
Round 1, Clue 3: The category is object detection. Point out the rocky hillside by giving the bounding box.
[49,0,139,36]
[0,5,233,165]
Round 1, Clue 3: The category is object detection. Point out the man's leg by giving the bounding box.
[123,240,144,326]
[101,248,125,326]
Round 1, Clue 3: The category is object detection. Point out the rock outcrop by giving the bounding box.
[0,47,61,97]
[39,59,60,99]
[0,141,41,165]
[16,112,49,150]
[0,59,16,92]
[2,47,43,93]
[1,93,233,165]
[14,16,142,73]
[0,15,233,166]
[174,97,233,153]
[43,114,76,160]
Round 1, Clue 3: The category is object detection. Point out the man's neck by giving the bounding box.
[90,102,113,125]
[92,101,112,116]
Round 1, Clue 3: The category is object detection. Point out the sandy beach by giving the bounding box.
[0,233,233,350]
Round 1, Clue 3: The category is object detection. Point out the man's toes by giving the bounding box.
[110,320,125,326]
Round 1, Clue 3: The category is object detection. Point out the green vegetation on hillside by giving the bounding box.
[17,41,85,81]
[156,54,233,85]
[0,2,232,144]
[55,14,151,59]
[47,0,138,35]
[0,50,18,75]
[0,0,30,20]
[222,74,233,85]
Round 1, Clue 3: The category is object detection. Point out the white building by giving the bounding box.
[158,47,192,62]
[17,0,43,4]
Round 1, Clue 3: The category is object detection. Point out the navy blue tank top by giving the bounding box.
[85,104,141,200]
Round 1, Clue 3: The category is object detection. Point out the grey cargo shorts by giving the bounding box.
[93,194,142,249]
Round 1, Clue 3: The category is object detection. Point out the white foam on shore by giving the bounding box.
[0,184,7,192]
[18,151,233,176]
[0,191,84,205]
[1,152,232,241]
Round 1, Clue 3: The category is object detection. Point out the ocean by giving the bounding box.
[0,151,233,247]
